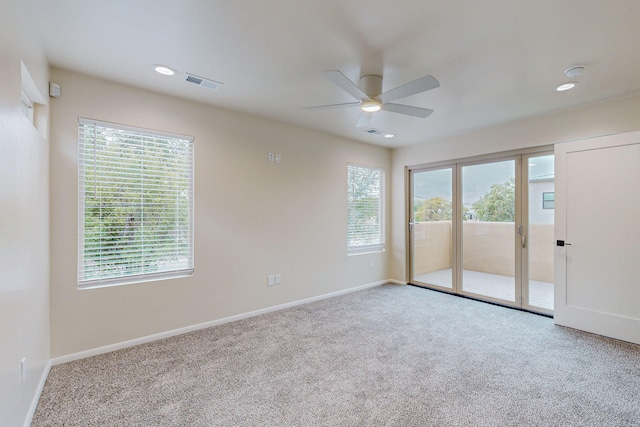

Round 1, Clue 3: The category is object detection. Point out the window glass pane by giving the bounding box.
[462,160,516,302]
[347,164,384,252]
[412,168,453,288]
[528,155,555,310]
[78,119,194,288]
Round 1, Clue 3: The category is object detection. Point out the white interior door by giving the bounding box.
[555,132,640,344]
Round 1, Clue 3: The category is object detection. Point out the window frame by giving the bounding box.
[542,191,555,209]
[77,118,194,289]
[20,90,34,124]
[347,163,385,254]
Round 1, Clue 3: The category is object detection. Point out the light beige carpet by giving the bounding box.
[32,284,640,426]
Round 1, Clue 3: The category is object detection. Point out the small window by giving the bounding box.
[347,163,385,253]
[78,118,194,288]
[20,90,34,124]
[543,192,554,209]
[20,61,45,133]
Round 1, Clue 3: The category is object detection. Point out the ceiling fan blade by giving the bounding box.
[382,103,434,118]
[356,112,374,128]
[324,70,369,101]
[303,102,360,110]
[378,75,439,103]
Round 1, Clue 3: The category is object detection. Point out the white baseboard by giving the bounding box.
[23,359,52,427]
[52,279,396,366]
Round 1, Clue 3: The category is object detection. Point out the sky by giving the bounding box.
[413,154,554,207]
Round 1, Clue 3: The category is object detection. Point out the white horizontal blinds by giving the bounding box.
[78,118,194,288]
[347,163,385,252]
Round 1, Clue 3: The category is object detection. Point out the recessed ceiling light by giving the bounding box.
[384,133,395,138]
[153,65,176,76]
[556,82,577,92]
[361,101,382,112]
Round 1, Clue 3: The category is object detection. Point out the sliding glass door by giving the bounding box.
[408,150,554,314]
[523,154,555,313]
[460,159,518,304]
[409,167,454,290]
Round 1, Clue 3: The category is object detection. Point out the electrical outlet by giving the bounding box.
[268,152,275,162]
[275,274,281,285]
[267,275,275,286]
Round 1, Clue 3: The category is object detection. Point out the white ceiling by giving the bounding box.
[25,0,640,148]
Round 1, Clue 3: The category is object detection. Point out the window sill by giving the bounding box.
[78,269,193,290]
[348,248,385,256]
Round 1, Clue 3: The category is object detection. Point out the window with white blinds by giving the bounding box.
[347,163,385,253]
[78,118,194,288]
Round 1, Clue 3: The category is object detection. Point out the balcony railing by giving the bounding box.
[412,221,554,310]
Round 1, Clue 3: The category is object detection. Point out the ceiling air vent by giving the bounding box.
[185,73,223,91]
[363,128,385,135]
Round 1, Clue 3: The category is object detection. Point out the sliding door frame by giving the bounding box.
[455,154,522,308]
[407,163,458,294]
[406,145,554,313]
[520,151,555,316]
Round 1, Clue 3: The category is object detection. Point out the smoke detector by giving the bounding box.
[564,65,586,78]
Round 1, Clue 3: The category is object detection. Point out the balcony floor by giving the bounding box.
[414,268,553,311]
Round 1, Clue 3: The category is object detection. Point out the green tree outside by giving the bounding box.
[347,165,383,247]
[472,178,515,222]
[414,196,452,221]
[81,124,192,281]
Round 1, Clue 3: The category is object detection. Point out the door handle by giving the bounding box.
[556,240,572,247]
[518,225,526,248]
[408,221,419,232]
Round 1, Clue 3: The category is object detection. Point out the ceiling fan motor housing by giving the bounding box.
[359,74,383,98]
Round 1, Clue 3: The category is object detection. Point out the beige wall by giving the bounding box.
[412,222,451,275]
[0,1,51,425]
[412,222,553,283]
[391,92,640,282]
[528,224,554,283]
[462,222,515,277]
[49,69,391,357]
[462,222,553,282]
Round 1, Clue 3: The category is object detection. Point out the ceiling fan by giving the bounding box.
[306,70,440,127]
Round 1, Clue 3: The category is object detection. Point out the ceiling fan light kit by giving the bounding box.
[361,101,382,112]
